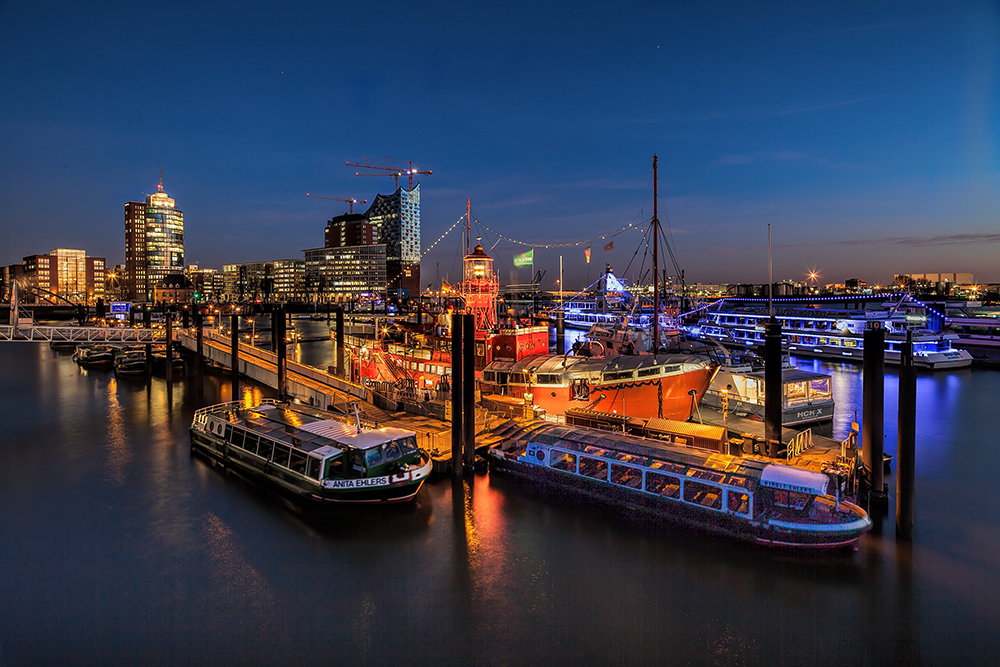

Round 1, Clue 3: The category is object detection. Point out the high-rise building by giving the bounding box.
[366,184,421,297]
[325,213,376,249]
[304,245,386,304]
[124,174,184,302]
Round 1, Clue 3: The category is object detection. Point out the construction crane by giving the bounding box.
[306,194,368,214]
[346,157,432,190]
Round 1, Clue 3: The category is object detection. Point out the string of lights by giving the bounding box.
[420,215,466,261]
[475,220,647,249]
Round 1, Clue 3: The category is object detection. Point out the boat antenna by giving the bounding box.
[352,402,362,434]
[767,223,773,318]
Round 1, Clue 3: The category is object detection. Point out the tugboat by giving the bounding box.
[190,399,433,503]
[113,348,149,377]
[73,344,115,369]
[487,420,871,548]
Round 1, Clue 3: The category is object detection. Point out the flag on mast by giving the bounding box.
[584,245,591,264]
[513,248,534,267]
[603,240,614,251]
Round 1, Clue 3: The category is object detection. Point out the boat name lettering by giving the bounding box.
[327,476,390,489]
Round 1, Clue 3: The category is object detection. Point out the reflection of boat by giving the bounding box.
[686,305,972,370]
[487,420,871,548]
[113,349,149,377]
[73,344,115,369]
[190,399,432,503]
[701,351,835,426]
[151,347,184,376]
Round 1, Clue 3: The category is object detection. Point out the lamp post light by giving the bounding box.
[721,384,732,439]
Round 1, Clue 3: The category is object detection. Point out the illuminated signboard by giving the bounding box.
[110,302,131,314]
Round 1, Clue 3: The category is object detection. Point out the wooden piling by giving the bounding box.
[863,323,886,499]
[764,318,782,457]
[335,307,345,377]
[165,317,173,384]
[463,313,475,471]
[230,312,240,402]
[897,331,916,538]
[556,311,565,355]
[451,312,464,476]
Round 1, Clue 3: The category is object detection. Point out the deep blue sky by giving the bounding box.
[1,1,997,290]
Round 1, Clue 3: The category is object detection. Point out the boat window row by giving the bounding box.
[543,447,752,517]
[787,334,859,348]
[225,424,325,480]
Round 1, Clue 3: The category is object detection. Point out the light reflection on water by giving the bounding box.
[0,337,997,664]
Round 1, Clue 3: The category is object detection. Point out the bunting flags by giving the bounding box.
[604,240,614,251]
[584,245,591,264]
[513,248,534,267]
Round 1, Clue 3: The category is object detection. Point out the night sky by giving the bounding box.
[1,1,997,290]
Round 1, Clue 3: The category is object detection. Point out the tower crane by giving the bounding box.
[346,157,432,190]
[306,194,368,214]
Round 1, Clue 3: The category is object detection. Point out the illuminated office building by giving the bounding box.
[20,249,105,304]
[366,184,420,298]
[124,174,184,302]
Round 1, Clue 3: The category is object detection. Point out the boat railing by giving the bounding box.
[786,429,813,460]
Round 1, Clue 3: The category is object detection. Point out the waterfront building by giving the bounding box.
[366,184,421,298]
[325,214,376,249]
[244,262,274,303]
[153,274,193,305]
[124,175,184,303]
[186,266,225,303]
[304,245,386,305]
[20,249,105,305]
[272,259,306,302]
[1,264,26,302]
[222,264,245,303]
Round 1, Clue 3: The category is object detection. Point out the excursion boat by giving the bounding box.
[945,314,1000,362]
[481,351,717,421]
[487,420,871,548]
[73,344,115,369]
[686,306,972,370]
[190,399,433,504]
[700,351,835,426]
[114,348,148,377]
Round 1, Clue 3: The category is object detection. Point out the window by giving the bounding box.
[288,451,308,475]
[728,491,750,515]
[230,428,245,449]
[645,472,680,498]
[243,433,259,452]
[365,448,384,468]
[383,443,402,461]
[578,456,608,480]
[397,437,417,457]
[306,457,321,480]
[272,444,291,468]
[683,480,722,510]
[325,456,345,479]
[550,451,577,472]
[773,489,810,511]
[610,463,642,489]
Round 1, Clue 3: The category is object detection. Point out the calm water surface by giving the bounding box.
[1,321,998,665]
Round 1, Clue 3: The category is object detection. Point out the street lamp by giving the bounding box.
[721,384,732,440]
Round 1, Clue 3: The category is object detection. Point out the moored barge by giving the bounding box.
[487,421,871,548]
[190,399,432,503]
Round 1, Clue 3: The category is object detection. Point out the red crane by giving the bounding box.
[346,157,432,190]
[306,193,368,214]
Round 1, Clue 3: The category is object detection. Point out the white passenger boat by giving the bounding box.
[685,306,972,370]
[190,399,433,503]
[487,421,871,548]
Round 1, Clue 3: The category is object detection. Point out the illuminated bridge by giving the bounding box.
[0,324,165,343]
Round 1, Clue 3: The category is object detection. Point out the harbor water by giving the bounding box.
[1,320,998,665]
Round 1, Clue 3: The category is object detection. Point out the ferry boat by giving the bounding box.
[487,420,871,548]
[481,350,717,421]
[190,399,433,503]
[686,306,972,370]
[945,313,1000,362]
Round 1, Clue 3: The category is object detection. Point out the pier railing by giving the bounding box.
[0,324,164,343]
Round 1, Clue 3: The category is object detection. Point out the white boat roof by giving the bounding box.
[760,464,829,496]
[298,420,415,450]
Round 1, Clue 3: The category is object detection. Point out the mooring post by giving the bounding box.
[451,312,464,476]
[230,311,240,402]
[463,312,476,471]
[556,311,565,355]
[165,316,173,384]
[195,309,204,360]
[764,317,783,457]
[182,308,189,329]
[335,307,345,377]
[897,331,916,538]
[863,323,886,500]
[143,306,151,329]
[274,305,286,401]
[145,342,152,375]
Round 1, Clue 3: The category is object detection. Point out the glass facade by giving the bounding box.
[304,245,386,303]
[124,179,184,302]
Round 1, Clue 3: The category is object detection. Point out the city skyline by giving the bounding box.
[1,1,997,289]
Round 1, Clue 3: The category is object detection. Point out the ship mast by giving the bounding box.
[652,155,659,355]
[466,198,471,257]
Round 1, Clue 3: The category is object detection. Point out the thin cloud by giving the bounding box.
[777,233,1000,249]
[779,94,889,116]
